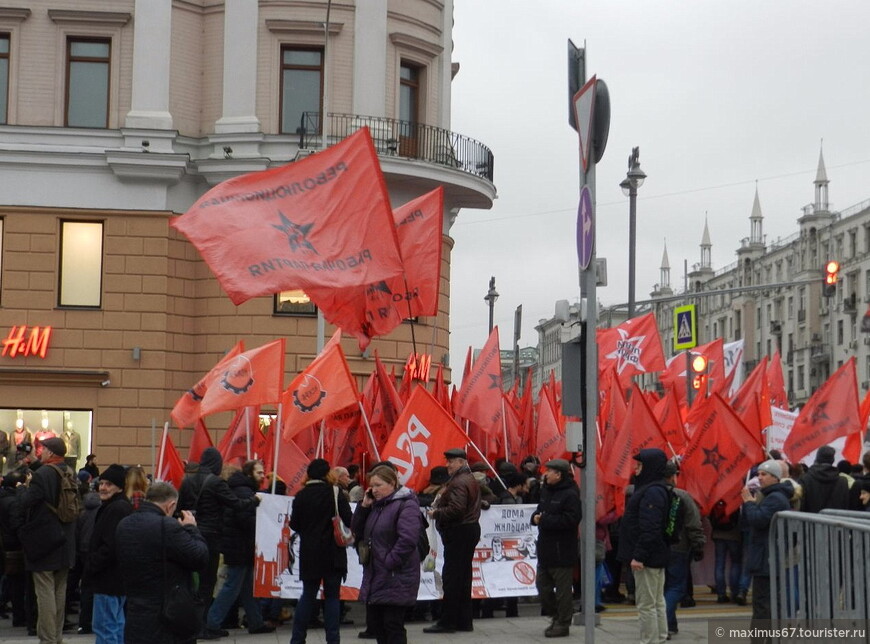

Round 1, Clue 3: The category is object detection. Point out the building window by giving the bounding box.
[280,47,322,135]
[274,289,316,315]
[0,34,8,124]
[398,61,422,155]
[66,38,110,127]
[59,221,102,307]
[837,320,843,346]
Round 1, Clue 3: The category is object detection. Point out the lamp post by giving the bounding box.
[484,276,499,333]
[620,147,646,319]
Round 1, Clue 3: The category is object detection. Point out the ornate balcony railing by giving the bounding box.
[299,112,494,182]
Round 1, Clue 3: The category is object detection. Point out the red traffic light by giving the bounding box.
[690,354,708,373]
[825,260,839,285]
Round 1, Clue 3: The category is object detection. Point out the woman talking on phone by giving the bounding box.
[352,465,423,644]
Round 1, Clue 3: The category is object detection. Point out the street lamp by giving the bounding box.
[620,147,646,319]
[484,276,499,333]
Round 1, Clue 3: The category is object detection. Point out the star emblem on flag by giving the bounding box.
[272,211,318,254]
[604,328,648,375]
[701,445,726,472]
[488,374,501,389]
[809,401,830,424]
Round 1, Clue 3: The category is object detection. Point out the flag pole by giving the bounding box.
[501,397,509,461]
[358,400,381,461]
[466,438,506,491]
[157,421,169,481]
[245,406,252,461]
[272,403,283,494]
[316,420,326,458]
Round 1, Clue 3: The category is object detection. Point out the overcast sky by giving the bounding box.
[446,0,870,378]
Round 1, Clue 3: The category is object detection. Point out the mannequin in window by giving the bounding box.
[0,429,9,472]
[33,429,57,460]
[12,423,32,464]
[63,421,82,470]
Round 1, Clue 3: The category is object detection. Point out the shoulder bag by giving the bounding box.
[332,486,354,547]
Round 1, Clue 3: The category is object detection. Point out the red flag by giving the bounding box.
[156,427,186,489]
[681,393,765,515]
[730,356,771,446]
[374,353,404,428]
[454,327,503,431]
[170,128,403,305]
[172,340,285,427]
[282,331,360,441]
[307,188,444,349]
[379,386,470,491]
[171,342,244,428]
[503,394,523,464]
[275,438,311,496]
[188,419,214,463]
[535,383,566,464]
[844,390,870,463]
[431,363,452,411]
[597,312,666,384]
[217,406,264,467]
[653,387,688,454]
[601,384,669,487]
[767,350,789,409]
[783,358,860,463]
[361,372,390,453]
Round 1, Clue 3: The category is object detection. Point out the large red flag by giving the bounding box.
[281,331,360,441]
[170,128,403,305]
[597,312,666,384]
[307,188,444,349]
[188,419,214,463]
[200,340,284,419]
[156,427,186,489]
[535,383,566,464]
[601,384,669,487]
[453,327,504,432]
[217,406,264,466]
[681,393,765,515]
[653,387,688,455]
[844,390,870,463]
[730,356,772,446]
[171,342,244,428]
[783,358,860,463]
[379,386,471,491]
[275,438,311,496]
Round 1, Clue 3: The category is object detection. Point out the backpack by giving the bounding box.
[417,514,432,560]
[663,486,686,545]
[47,464,82,523]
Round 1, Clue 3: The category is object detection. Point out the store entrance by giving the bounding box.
[0,408,92,473]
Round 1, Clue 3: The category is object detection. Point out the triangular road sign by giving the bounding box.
[573,75,597,172]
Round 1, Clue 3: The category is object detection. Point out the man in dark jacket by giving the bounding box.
[740,459,793,632]
[531,459,581,638]
[799,445,856,512]
[86,464,132,644]
[202,460,274,638]
[19,436,77,644]
[117,481,209,644]
[424,448,482,634]
[618,448,670,644]
[0,468,28,627]
[178,447,258,628]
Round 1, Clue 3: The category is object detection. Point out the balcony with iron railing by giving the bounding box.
[299,112,494,183]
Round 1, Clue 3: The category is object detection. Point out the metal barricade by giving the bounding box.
[770,510,870,622]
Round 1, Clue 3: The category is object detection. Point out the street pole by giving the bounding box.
[620,148,645,319]
[485,276,498,334]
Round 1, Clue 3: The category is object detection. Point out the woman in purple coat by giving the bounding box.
[352,465,423,644]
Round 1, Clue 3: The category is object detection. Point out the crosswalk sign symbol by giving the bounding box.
[674,305,697,350]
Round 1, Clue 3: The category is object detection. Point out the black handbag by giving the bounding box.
[160,519,203,639]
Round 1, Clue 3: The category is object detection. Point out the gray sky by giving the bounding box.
[447,0,870,379]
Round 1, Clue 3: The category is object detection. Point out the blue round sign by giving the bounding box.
[576,185,594,270]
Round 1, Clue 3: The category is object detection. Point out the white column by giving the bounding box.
[439,0,453,130]
[215,0,260,133]
[125,0,173,129]
[352,0,387,117]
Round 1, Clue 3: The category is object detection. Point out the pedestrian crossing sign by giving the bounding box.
[674,305,697,350]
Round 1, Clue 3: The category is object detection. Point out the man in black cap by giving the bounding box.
[86,463,132,644]
[19,436,77,644]
[531,458,581,638]
[799,445,859,512]
[424,448,482,634]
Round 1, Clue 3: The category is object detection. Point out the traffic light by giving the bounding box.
[690,354,708,393]
[823,260,839,297]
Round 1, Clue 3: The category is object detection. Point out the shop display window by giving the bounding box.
[0,408,92,473]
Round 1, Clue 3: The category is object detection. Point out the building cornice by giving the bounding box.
[48,9,132,26]
[0,7,30,22]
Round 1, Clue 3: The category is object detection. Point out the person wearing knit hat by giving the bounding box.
[289,458,351,644]
[799,445,857,513]
[740,460,794,627]
[89,463,134,643]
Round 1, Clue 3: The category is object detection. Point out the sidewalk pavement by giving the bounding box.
[0,591,751,643]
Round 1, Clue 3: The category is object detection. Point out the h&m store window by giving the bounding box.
[1,409,92,472]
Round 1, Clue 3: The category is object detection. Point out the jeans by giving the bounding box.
[207,564,263,632]
[663,551,689,632]
[92,593,125,644]
[714,538,743,597]
[290,574,341,644]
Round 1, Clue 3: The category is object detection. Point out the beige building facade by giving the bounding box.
[0,0,495,469]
